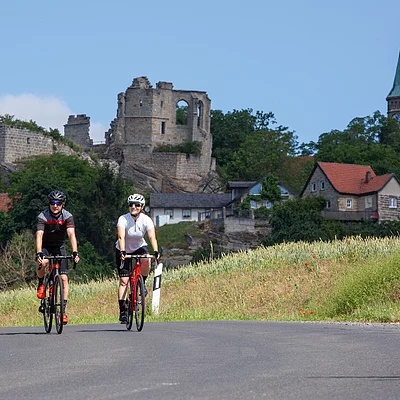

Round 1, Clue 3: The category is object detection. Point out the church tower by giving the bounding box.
[387,51,400,121]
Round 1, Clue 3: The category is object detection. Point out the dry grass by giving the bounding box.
[1,236,400,327]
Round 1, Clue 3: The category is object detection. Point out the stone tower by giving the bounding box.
[105,77,217,192]
[387,51,400,122]
[64,114,93,150]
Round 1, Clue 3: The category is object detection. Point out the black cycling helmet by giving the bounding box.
[48,190,66,203]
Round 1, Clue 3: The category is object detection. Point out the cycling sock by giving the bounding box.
[63,300,67,312]
[38,277,44,285]
[143,276,147,284]
[119,299,126,312]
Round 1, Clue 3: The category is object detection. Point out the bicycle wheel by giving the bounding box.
[43,278,53,333]
[126,290,134,331]
[53,275,64,334]
[135,274,145,331]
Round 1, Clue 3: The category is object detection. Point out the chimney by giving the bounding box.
[365,171,371,183]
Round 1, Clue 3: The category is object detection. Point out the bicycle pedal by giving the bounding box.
[38,305,45,313]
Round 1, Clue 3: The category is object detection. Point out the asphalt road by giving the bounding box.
[0,321,399,400]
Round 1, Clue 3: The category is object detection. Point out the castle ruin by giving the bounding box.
[103,77,217,192]
[1,77,219,193]
[64,114,93,150]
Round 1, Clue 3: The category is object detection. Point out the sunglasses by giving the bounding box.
[50,200,63,206]
[128,202,142,208]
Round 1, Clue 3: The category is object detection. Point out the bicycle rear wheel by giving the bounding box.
[54,275,64,334]
[135,274,145,331]
[126,290,134,331]
[43,278,52,333]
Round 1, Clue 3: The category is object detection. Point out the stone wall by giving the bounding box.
[0,125,75,164]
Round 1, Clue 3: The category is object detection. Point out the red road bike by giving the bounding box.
[39,255,74,334]
[121,254,155,331]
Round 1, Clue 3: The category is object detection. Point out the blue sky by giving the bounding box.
[1,0,399,145]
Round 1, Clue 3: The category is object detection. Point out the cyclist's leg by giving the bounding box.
[134,246,150,295]
[36,248,50,299]
[116,248,130,321]
[135,246,150,275]
[58,246,69,301]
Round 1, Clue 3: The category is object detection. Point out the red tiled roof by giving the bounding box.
[0,193,11,213]
[318,162,393,194]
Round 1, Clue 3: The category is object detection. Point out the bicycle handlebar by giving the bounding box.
[39,255,78,270]
[43,255,74,260]
[119,254,156,269]
[124,254,155,259]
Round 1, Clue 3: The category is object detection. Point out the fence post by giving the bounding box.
[152,262,163,315]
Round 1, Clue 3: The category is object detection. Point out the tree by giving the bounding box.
[5,154,131,260]
[313,111,400,176]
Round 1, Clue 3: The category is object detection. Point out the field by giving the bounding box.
[1,236,400,327]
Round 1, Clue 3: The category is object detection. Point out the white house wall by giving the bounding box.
[151,207,207,225]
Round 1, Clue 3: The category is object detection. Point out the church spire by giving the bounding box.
[387,51,400,120]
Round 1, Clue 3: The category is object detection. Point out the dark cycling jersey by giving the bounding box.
[36,208,75,248]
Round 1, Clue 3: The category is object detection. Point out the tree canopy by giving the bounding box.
[4,154,131,261]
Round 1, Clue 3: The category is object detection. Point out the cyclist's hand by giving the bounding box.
[72,251,80,268]
[120,250,126,260]
[153,251,160,260]
[36,252,44,266]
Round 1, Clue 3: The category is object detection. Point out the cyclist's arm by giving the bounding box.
[66,227,78,253]
[36,229,44,253]
[147,227,159,255]
[117,225,126,258]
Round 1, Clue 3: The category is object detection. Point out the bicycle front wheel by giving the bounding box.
[53,275,64,334]
[126,290,134,331]
[43,278,53,333]
[135,274,145,331]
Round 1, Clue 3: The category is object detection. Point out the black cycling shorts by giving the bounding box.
[115,246,149,278]
[42,246,69,275]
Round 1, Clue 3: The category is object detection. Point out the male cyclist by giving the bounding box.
[115,193,160,323]
[35,190,80,325]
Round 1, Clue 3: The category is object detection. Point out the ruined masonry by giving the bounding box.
[66,76,218,193]
[0,77,219,194]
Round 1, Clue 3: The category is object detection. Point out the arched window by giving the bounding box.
[176,100,188,125]
[197,101,203,127]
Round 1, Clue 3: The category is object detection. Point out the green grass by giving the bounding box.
[155,221,201,249]
[1,236,400,327]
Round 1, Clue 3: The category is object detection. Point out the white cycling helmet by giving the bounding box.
[127,194,145,206]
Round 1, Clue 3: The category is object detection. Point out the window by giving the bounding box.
[165,209,173,218]
[250,200,257,209]
[249,183,262,195]
[311,183,317,192]
[182,209,191,218]
[205,209,211,218]
[326,200,331,209]
[389,197,397,208]
[320,181,325,191]
[139,100,143,106]
[346,199,352,209]
[265,201,272,209]
[161,121,166,134]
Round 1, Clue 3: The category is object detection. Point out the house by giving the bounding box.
[0,193,11,213]
[150,193,231,226]
[300,162,400,222]
[227,180,295,210]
